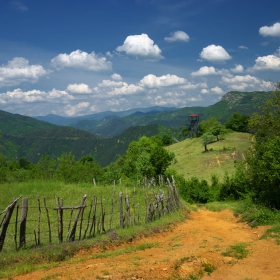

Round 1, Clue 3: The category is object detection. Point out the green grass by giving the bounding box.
[167,132,253,182]
[0,185,188,279]
[261,224,280,245]
[222,243,250,259]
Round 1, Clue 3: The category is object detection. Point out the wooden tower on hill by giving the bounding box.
[188,113,199,138]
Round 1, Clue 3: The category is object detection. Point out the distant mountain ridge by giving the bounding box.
[34,106,177,126]
[0,90,274,166]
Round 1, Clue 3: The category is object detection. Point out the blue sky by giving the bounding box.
[0,0,280,117]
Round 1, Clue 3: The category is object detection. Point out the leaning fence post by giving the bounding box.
[69,194,87,242]
[19,198,28,249]
[14,204,19,250]
[58,198,64,243]
[0,198,18,252]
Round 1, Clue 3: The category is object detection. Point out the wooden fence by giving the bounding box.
[0,177,181,252]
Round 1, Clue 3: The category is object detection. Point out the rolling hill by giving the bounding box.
[167,132,253,182]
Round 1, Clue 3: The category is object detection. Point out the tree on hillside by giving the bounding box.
[225,112,250,132]
[202,132,216,152]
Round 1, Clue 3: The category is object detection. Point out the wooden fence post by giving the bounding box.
[69,194,87,242]
[37,198,41,246]
[119,192,124,229]
[0,198,18,252]
[58,198,63,243]
[19,198,28,249]
[125,194,131,227]
[44,198,52,244]
[14,204,19,250]
[89,196,97,237]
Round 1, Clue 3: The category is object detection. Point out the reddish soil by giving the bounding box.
[7,209,280,280]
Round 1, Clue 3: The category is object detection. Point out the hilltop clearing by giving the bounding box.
[167,132,253,182]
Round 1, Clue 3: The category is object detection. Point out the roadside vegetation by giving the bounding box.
[1,84,280,278]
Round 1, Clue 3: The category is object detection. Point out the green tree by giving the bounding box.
[245,83,280,208]
[202,132,216,152]
[225,112,250,132]
[150,145,174,176]
[37,155,57,180]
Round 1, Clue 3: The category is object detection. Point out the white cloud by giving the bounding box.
[201,89,209,94]
[0,88,73,106]
[230,64,244,73]
[220,74,272,91]
[106,51,113,58]
[259,22,280,37]
[66,83,92,94]
[153,95,187,107]
[64,102,90,116]
[164,31,190,42]
[111,73,122,81]
[191,66,231,77]
[139,74,186,88]
[116,34,164,61]
[200,44,232,63]
[180,82,207,90]
[0,57,48,87]
[211,86,224,95]
[249,48,280,71]
[108,84,144,96]
[191,66,218,76]
[98,80,124,88]
[51,50,112,71]
[221,75,260,85]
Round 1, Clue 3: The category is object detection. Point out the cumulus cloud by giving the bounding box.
[51,50,112,71]
[191,66,231,77]
[0,57,48,87]
[139,74,186,88]
[98,80,124,88]
[180,82,207,90]
[259,22,280,37]
[116,34,164,61]
[66,83,92,94]
[249,48,280,71]
[200,44,232,63]
[201,89,209,94]
[211,86,224,95]
[220,74,272,91]
[153,95,188,107]
[111,73,122,81]
[191,66,218,76]
[64,102,90,116]
[108,84,144,96]
[0,88,73,106]
[230,64,244,73]
[164,31,190,42]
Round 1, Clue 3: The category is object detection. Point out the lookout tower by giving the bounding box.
[188,113,199,138]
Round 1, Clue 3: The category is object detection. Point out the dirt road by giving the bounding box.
[8,209,280,280]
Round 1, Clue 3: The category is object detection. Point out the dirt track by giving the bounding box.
[7,209,280,280]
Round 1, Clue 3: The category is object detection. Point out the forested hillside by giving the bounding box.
[0,124,174,166]
[33,91,273,138]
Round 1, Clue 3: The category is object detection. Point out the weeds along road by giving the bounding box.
[7,209,280,280]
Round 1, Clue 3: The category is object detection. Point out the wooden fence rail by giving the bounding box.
[0,178,181,252]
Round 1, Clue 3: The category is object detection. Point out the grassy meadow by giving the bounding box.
[167,132,253,182]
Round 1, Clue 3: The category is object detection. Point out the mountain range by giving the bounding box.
[0,91,273,166]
